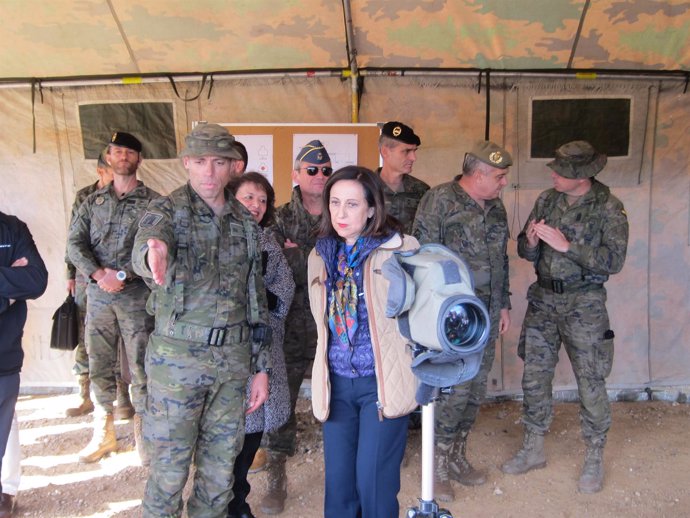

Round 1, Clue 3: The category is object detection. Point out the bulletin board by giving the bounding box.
[214,123,381,205]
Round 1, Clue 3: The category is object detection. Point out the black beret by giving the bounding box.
[381,121,421,146]
[109,131,142,153]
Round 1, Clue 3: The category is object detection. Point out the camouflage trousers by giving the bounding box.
[85,281,152,414]
[435,331,498,450]
[518,285,614,442]
[266,315,316,457]
[143,357,247,518]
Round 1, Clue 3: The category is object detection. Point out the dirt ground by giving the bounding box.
[9,393,690,518]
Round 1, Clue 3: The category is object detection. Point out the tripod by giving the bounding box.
[406,387,453,518]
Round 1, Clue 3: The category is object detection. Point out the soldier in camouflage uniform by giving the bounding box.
[413,140,513,502]
[132,124,270,518]
[64,149,134,420]
[501,141,629,494]
[376,121,429,234]
[67,132,158,464]
[260,139,330,515]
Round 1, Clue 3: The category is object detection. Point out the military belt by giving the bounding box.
[159,320,250,346]
[536,276,603,294]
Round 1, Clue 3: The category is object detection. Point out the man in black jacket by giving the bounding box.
[0,211,48,516]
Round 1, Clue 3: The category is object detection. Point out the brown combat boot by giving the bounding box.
[79,413,117,463]
[133,413,150,467]
[434,447,455,503]
[249,447,267,474]
[113,380,135,421]
[578,442,605,493]
[449,431,486,486]
[260,453,287,515]
[65,374,94,417]
[501,430,546,475]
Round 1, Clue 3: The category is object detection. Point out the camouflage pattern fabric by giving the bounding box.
[377,170,429,234]
[413,177,510,446]
[516,179,628,443]
[132,183,269,517]
[67,181,158,413]
[266,186,320,457]
[66,181,100,376]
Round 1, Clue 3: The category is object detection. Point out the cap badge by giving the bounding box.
[95,196,105,206]
[317,152,323,161]
[489,151,503,165]
[392,126,402,137]
[111,133,117,143]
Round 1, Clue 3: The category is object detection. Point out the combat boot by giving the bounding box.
[113,380,135,421]
[260,453,287,515]
[501,430,546,475]
[65,374,94,417]
[133,413,150,467]
[434,446,455,502]
[79,413,117,463]
[449,431,486,486]
[578,443,605,493]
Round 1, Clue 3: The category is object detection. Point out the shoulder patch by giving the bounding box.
[139,211,163,228]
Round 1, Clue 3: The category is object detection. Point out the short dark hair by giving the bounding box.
[227,172,275,227]
[234,141,248,172]
[316,166,403,239]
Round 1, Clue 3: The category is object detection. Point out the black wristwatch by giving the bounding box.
[256,368,273,376]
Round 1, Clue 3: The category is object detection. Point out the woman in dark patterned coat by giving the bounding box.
[227,173,295,518]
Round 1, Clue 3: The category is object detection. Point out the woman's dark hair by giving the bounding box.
[316,166,403,239]
[227,171,276,227]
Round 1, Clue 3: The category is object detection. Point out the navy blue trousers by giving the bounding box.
[0,373,20,495]
[323,374,409,518]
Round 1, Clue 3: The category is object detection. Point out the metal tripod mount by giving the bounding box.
[406,386,453,518]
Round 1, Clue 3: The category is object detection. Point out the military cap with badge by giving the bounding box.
[465,140,513,170]
[297,139,333,176]
[110,131,142,153]
[381,121,421,146]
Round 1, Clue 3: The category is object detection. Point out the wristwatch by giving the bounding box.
[116,270,127,282]
[256,368,273,376]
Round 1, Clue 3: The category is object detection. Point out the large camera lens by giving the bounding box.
[443,302,486,349]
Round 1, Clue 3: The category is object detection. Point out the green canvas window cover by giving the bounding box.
[79,102,177,160]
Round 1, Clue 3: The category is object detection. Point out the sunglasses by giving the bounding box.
[302,166,333,177]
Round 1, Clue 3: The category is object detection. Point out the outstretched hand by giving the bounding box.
[147,238,169,286]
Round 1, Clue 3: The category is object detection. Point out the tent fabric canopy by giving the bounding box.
[1,0,689,82]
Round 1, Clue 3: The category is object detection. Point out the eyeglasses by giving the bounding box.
[302,166,333,177]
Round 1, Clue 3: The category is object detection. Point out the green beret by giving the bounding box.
[179,123,242,160]
[467,140,512,169]
[547,141,607,179]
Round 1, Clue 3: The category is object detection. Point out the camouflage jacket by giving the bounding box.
[65,180,101,280]
[269,186,320,317]
[413,178,511,316]
[377,170,430,234]
[517,180,628,285]
[67,180,159,281]
[131,182,270,377]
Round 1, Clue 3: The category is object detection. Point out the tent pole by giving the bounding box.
[342,0,360,123]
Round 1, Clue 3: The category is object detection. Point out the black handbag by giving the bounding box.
[50,294,79,350]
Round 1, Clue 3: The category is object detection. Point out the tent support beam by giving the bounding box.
[1,68,687,91]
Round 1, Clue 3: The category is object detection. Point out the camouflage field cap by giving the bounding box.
[179,123,242,159]
[466,140,512,169]
[297,139,331,164]
[547,140,607,179]
[382,121,421,146]
[110,131,142,153]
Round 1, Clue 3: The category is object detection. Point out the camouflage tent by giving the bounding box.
[0,0,688,399]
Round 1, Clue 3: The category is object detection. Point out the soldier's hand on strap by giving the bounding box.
[146,238,168,286]
[66,278,76,296]
[246,372,269,415]
[533,221,570,253]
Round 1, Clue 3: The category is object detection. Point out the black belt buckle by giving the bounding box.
[208,327,226,346]
[552,279,564,294]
